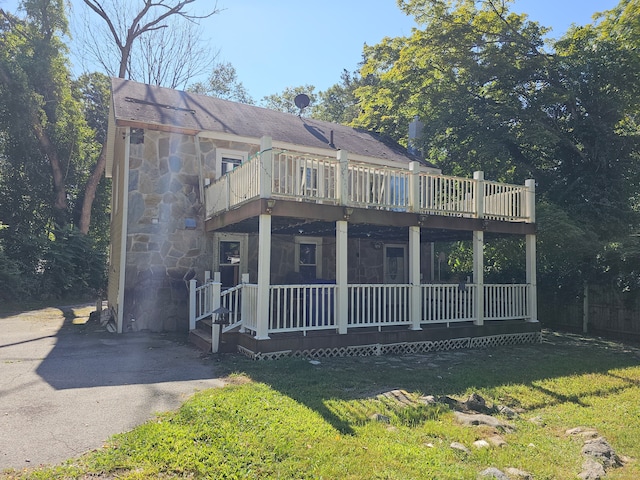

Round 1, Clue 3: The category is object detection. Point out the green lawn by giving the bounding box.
[4,331,640,479]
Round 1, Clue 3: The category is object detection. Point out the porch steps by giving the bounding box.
[188,318,239,353]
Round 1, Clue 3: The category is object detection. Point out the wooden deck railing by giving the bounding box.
[205,145,534,223]
[191,281,533,337]
[348,284,411,328]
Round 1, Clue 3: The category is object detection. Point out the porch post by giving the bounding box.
[260,136,273,199]
[525,178,537,323]
[525,179,536,223]
[209,282,222,353]
[256,214,271,339]
[189,279,197,331]
[474,171,484,219]
[336,150,349,205]
[336,220,348,334]
[409,226,422,330]
[409,161,421,213]
[473,230,484,326]
[526,234,538,323]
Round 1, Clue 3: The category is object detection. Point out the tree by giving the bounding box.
[354,0,640,293]
[74,72,112,245]
[356,0,551,183]
[188,61,254,104]
[261,85,317,115]
[75,1,223,235]
[0,1,107,299]
[80,0,220,85]
[313,69,364,124]
[0,0,92,228]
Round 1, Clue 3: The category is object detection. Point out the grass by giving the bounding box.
[3,330,640,479]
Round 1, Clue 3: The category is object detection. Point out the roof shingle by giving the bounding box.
[111,78,432,166]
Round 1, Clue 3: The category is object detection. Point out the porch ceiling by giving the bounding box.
[206,199,535,242]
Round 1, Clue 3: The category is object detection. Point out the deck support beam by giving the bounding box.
[473,230,484,326]
[473,171,485,326]
[526,233,538,323]
[409,226,422,330]
[336,220,348,334]
[256,214,271,339]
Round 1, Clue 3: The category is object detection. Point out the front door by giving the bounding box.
[215,233,247,289]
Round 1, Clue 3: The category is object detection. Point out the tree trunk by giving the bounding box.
[32,119,68,226]
[79,144,107,234]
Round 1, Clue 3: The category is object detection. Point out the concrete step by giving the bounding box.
[189,326,240,354]
[196,317,213,335]
[189,328,212,353]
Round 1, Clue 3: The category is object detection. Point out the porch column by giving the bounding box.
[336,220,348,334]
[409,161,421,213]
[473,230,484,326]
[526,234,538,323]
[256,214,271,339]
[259,136,273,199]
[525,179,537,323]
[209,282,222,353]
[474,171,484,218]
[336,150,349,205]
[409,226,422,330]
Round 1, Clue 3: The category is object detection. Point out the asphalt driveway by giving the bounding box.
[0,304,225,470]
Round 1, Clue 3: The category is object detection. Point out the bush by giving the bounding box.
[39,226,107,299]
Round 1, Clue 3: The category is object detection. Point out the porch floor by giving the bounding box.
[232,320,541,360]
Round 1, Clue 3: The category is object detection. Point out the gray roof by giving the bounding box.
[111,78,432,166]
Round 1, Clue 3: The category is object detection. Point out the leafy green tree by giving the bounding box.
[313,70,363,124]
[356,0,550,183]
[0,1,107,300]
[261,85,317,115]
[354,0,640,293]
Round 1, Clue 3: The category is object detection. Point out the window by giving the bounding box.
[215,148,248,179]
[383,244,408,284]
[295,237,323,281]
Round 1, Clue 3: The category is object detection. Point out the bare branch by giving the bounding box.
[80,0,221,79]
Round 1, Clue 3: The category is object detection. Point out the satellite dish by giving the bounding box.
[294,93,310,115]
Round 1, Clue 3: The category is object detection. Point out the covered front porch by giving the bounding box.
[189,136,539,357]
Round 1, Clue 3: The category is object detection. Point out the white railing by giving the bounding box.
[272,152,337,201]
[188,279,221,331]
[421,284,477,324]
[348,165,410,210]
[484,284,529,320]
[192,281,532,338]
[220,284,243,330]
[348,284,411,328]
[228,155,260,207]
[269,284,337,333]
[204,144,534,223]
[419,174,476,217]
[483,182,527,221]
[241,284,259,334]
[205,179,228,218]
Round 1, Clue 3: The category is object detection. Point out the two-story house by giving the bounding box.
[106,78,540,359]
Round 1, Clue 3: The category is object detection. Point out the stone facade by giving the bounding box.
[123,131,212,332]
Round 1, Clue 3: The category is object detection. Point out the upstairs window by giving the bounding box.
[215,149,247,179]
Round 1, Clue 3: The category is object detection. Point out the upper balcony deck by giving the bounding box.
[205,145,535,225]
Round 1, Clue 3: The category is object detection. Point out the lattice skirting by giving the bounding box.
[237,331,542,361]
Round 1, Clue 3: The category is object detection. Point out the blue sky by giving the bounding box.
[1,0,620,100]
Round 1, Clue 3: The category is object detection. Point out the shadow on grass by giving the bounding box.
[220,330,640,435]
